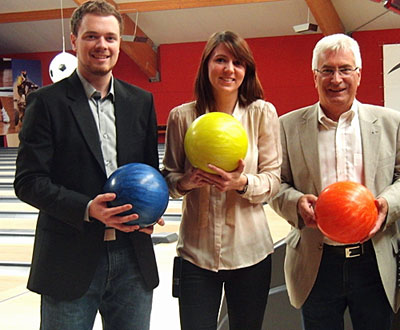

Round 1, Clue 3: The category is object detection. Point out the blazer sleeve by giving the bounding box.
[14,89,93,232]
[269,117,305,229]
[373,108,400,228]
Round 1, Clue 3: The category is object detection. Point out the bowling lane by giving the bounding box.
[0,205,289,330]
[0,145,291,330]
[0,226,181,330]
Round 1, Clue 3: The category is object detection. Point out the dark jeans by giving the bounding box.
[179,255,272,330]
[40,236,153,330]
[302,241,393,330]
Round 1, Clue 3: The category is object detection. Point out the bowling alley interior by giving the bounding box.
[2,1,400,329]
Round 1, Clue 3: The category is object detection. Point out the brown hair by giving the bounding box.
[70,0,123,36]
[194,31,264,116]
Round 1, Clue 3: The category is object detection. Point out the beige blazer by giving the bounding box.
[269,102,400,312]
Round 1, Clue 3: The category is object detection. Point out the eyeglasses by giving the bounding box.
[314,67,359,77]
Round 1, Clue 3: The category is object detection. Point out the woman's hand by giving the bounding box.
[178,160,247,193]
[177,167,214,193]
[200,159,247,192]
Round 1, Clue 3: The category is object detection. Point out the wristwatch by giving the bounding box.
[237,182,248,194]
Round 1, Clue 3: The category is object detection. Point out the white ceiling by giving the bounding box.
[0,0,399,55]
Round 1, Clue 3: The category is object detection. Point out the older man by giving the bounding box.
[270,33,400,330]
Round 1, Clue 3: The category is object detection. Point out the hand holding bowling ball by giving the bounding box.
[184,112,248,174]
[314,181,377,243]
[103,163,169,228]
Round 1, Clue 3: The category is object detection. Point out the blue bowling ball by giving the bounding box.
[103,163,169,227]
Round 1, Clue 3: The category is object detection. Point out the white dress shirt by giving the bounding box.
[317,100,364,244]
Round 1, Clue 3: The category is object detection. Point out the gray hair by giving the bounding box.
[312,33,362,70]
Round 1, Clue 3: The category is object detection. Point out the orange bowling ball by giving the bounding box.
[314,181,377,243]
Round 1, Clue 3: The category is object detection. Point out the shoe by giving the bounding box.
[1,108,10,123]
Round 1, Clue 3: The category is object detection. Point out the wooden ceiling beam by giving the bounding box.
[304,0,344,35]
[120,13,159,81]
[117,0,281,13]
[0,0,293,80]
[0,8,75,24]
[0,0,281,23]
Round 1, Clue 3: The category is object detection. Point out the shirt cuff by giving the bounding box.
[84,200,93,222]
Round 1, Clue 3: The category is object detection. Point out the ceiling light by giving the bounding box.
[121,10,148,43]
[293,23,318,33]
[293,7,318,34]
[49,0,77,83]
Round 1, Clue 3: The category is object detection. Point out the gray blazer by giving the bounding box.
[269,102,400,311]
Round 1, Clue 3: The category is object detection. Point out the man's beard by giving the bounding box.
[82,60,115,77]
[91,66,113,76]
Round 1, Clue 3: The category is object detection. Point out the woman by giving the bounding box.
[162,31,282,330]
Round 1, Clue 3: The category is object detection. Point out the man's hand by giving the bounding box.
[139,218,165,235]
[88,193,140,232]
[297,194,318,228]
[360,197,388,242]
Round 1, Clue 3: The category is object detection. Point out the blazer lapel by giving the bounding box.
[67,72,106,174]
[359,104,380,192]
[113,79,132,164]
[298,104,323,194]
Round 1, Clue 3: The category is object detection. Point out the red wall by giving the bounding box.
[353,29,400,106]
[2,29,400,124]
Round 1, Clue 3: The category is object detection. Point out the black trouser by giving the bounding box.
[178,256,271,330]
[302,241,394,330]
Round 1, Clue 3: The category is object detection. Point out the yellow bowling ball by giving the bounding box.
[184,112,248,174]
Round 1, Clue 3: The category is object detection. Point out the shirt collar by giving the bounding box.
[318,100,359,129]
[76,69,115,102]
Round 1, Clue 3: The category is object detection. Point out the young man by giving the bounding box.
[14,1,162,329]
[270,33,400,330]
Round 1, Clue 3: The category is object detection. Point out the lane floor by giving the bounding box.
[0,146,290,329]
